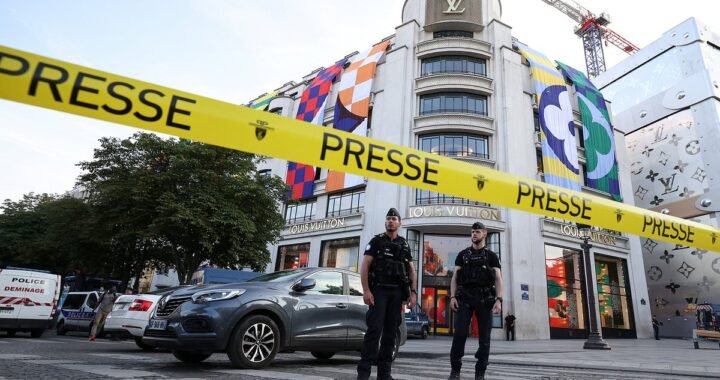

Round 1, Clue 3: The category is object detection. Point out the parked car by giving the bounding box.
[55,291,101,336]
[0,267,61,338]
[404,304,430,339]
[104,286,189,350]
[143,268,407,369]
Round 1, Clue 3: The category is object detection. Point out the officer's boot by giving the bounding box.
[475,370,485,380]
[448,370,461,380]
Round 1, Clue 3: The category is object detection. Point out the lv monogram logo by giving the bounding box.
[653,125,667,143]
[659,173,678,195]
[443,0,466,14]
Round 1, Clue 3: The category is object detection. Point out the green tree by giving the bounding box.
[78,132,286,284]
[0,193,106,276]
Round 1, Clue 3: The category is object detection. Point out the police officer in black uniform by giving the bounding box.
[448,222,503,380]
[357,208,417,380]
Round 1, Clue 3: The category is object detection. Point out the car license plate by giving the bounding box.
[148,319,167,330]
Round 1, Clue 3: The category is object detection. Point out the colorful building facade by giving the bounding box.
[252,0,652,340]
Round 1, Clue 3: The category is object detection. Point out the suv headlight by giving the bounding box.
[191,289,245,304]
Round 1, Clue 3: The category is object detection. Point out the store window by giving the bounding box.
[545,245,586,337]
[276,243,310,271]
[285,199,316,224]
[421,56,487,77]
[327,187,365,217]
[305,271,344,295]
[419,93,488,116]
[422,233,503,332]
[319,237,360,271]
[423,233,502,278]
[596,255,633,331]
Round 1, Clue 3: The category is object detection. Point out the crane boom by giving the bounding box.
[540,0,589,24]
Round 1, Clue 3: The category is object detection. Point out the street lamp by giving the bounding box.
[577,223,611,350]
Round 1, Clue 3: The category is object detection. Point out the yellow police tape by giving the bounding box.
[0,44,718,251]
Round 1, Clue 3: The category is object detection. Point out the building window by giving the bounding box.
[536,148,544,179]
[258,169,272,177]
[285,199,316,224]
[421,56,487,77]
[319,237,360,271]
[433,30,473,38]
[419,93,488,116]
[327,187,365,217]
[415,189,488,206]
[276,243,310,271]
[269,107,282,115]
[545,244,586,337]
[420,133,489,159]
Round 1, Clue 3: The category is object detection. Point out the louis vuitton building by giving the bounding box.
[595,18,720,338]
[253,0,653,340]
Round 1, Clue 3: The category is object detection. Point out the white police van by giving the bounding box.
[0,267,61,337]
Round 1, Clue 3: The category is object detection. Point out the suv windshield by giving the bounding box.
[247,269,306,283]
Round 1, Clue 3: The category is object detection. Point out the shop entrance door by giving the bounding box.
[421,287,452,335]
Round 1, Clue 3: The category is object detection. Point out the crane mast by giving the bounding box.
[540,0,639,77]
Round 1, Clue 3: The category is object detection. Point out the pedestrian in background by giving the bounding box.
[89,285,117,341]
[505,312,516,341]
[357,208,417,380]
[652,315,662,340]
[448,222,503,380]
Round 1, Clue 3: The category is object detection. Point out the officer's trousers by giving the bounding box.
[449,297,493,374]
[357,285,402,380]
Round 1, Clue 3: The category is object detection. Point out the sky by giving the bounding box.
[1,0,718,203]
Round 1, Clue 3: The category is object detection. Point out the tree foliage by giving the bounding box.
[0,132,287,285]
[0,193,106,275]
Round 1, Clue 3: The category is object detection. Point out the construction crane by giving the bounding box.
[540,0,639,78]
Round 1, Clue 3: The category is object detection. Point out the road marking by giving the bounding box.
[23,359,80,365]
[89,353,163,362]
[54,364,166,378]
[0,354,40,359]
[21,338,63,344]
[211,369,335,380]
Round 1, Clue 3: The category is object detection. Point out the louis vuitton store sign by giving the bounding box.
[542,219,629,250]
[406,205,500,221]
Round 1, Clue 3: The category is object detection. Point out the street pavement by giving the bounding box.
[0,331,718,379]
[400,335,720,378]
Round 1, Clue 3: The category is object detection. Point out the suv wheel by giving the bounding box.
[56,321,66,336]
[172,349,212,363]
[311,351,336,360]
[227,315,280,369]
[135,336,157,351]
[30,328,44,338]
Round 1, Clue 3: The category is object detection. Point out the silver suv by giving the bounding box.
[143,268,407,369]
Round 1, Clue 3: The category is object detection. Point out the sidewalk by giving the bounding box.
[399,336,720,378]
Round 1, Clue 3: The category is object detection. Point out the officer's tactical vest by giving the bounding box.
[458,247,495,288]
[371,236,408,286]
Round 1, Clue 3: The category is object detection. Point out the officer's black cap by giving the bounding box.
[472,221,486,230]
[386,208,401,220]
